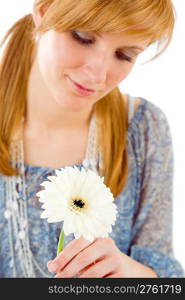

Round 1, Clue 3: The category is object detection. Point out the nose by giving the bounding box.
[82,52,109,87]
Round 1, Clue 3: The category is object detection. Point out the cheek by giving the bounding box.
[37,31,82,81]
[53,44,75,69]
[50,32,85,76]
[108,63,134,87]
[37,33,56,80]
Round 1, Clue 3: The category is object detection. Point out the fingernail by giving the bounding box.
[48,262,58,273]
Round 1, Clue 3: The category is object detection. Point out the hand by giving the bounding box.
[47,236,158,278]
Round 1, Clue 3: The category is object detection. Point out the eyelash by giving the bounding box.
[71,31,133,63]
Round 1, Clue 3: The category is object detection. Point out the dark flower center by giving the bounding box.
[73,199,85,208]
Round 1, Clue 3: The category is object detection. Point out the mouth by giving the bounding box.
[67,76,96,96]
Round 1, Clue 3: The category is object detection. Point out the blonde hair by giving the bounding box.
[0,0,175,197]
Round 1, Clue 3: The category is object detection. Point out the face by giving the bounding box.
[36,28,148,111]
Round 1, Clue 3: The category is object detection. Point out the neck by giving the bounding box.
[25,58,94,135]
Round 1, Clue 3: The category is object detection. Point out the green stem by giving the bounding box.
[57,229,65,255]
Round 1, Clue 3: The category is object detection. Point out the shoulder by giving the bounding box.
[122,94,173,157]
[138,96,172,143]
[121,93,141,117]
[122,93,172,135]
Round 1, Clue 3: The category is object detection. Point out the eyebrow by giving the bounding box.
[95,32,145,52]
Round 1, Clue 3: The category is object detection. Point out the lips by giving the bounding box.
[69,77,95,92]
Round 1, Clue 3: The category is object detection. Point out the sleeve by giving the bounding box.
[129,100,185,278]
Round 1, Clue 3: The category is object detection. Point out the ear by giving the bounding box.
[32,4,48,27]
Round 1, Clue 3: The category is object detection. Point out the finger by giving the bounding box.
[79,256,116,278]
[47,236,95,273]
[55,238,110,278]
[104,273,120,278]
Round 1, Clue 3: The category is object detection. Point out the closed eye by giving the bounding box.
[70,30,134,63]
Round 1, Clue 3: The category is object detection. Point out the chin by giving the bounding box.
[54,98,87,112]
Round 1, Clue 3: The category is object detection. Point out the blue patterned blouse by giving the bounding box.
[0,94,184,277]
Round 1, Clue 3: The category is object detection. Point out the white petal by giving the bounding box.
[74,232,81,239]
[47,216,63,223]
[40,211,50,219]
[38,166,117,241]
[47,175,58,182]
[63,212,76,235]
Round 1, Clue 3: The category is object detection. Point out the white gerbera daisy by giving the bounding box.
[36,166,117,244]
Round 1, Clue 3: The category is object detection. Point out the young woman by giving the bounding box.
[0,0,184,278]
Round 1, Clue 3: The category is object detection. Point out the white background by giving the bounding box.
[0,1,184,271]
